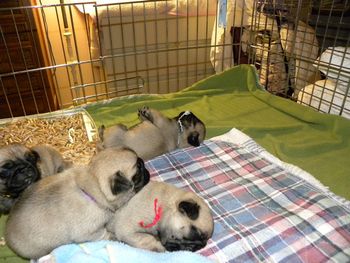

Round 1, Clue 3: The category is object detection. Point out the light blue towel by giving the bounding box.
[50,241,213,263]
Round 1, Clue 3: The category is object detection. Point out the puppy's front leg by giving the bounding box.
[123,233,166,252]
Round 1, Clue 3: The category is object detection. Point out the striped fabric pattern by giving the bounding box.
[145,140,350,263]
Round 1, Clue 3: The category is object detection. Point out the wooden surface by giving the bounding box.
[0,0,58,118]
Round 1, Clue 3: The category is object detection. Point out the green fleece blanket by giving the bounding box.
[85,64,350,200]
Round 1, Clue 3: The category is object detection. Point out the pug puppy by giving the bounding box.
[5,147,150,259]
[107,181,214,252]
[0,144,71,215]
[97,106,206,160]
[31,144,72,177]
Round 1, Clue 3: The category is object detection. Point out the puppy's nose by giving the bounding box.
[199,232,208,242]
[187,132,200,147]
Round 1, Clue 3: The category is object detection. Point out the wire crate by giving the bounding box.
[0,0,349,119]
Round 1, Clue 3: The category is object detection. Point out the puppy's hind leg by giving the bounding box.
[138,106,153,122]
[138,106,168,128]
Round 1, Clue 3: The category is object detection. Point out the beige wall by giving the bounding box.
[32,1,216,106]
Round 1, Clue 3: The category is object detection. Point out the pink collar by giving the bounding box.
[139,198,162,228]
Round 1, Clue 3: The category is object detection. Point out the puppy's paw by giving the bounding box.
[138,106,153,123]
[150,245,166,253]
[142,242,165,252]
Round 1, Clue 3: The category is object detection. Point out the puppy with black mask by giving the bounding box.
[0,144,71,215]
[107,181,214,252]
[5,147,150,260]
[97,106,206,160]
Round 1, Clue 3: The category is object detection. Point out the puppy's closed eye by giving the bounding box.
[110,172,133,195]
[57,166,64,173]
[0,162,14,184]
[1,161,14,171]
[178,200,200,220]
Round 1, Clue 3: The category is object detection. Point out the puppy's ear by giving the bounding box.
[178,200,200,220]
[132,158,150,193]
[110,172,133,195]
[57,160,72,173]
[25,150,40,165]
[187,131,200,147]
[176,112,201,126]
[177,111,186,119]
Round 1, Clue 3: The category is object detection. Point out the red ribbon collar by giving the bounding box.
[139,198,162,229]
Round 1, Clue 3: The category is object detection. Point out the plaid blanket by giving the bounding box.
[146,138,350,263]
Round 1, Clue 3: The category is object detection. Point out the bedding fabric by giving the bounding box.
[145,139,350,262]
[1,64,350,262]
[36,240,213,263]
[85,64,350,200]
[35,134,350,262]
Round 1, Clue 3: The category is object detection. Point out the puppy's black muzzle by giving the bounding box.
[164,226,208,252]
[164,238,207,252]
[1,159,40,198]
[133,158,150,193]
[187,131,200,147]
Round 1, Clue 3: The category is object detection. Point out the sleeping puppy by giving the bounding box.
[5,147,150,259]
[107,181,214,252]
[0,144,71,215]
[97,106,206,160]
[31,144,72,176]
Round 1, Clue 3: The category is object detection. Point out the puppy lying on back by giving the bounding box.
[5,147,150,259]
[97,106,206,160]
[107,181,214,252]
[0,144,71,214]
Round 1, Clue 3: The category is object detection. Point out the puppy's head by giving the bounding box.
[0,144,41,199]
[176,111,206,149]
[31,144,72,177]
[159,191,214,252]
[90,147,150,211]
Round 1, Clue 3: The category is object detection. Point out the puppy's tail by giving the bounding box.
[98,125,106,141]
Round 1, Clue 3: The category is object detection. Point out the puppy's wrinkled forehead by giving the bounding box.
[0,144,31,166]
[90,147,139,179]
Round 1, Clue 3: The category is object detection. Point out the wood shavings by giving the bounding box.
[0,114,98,165]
